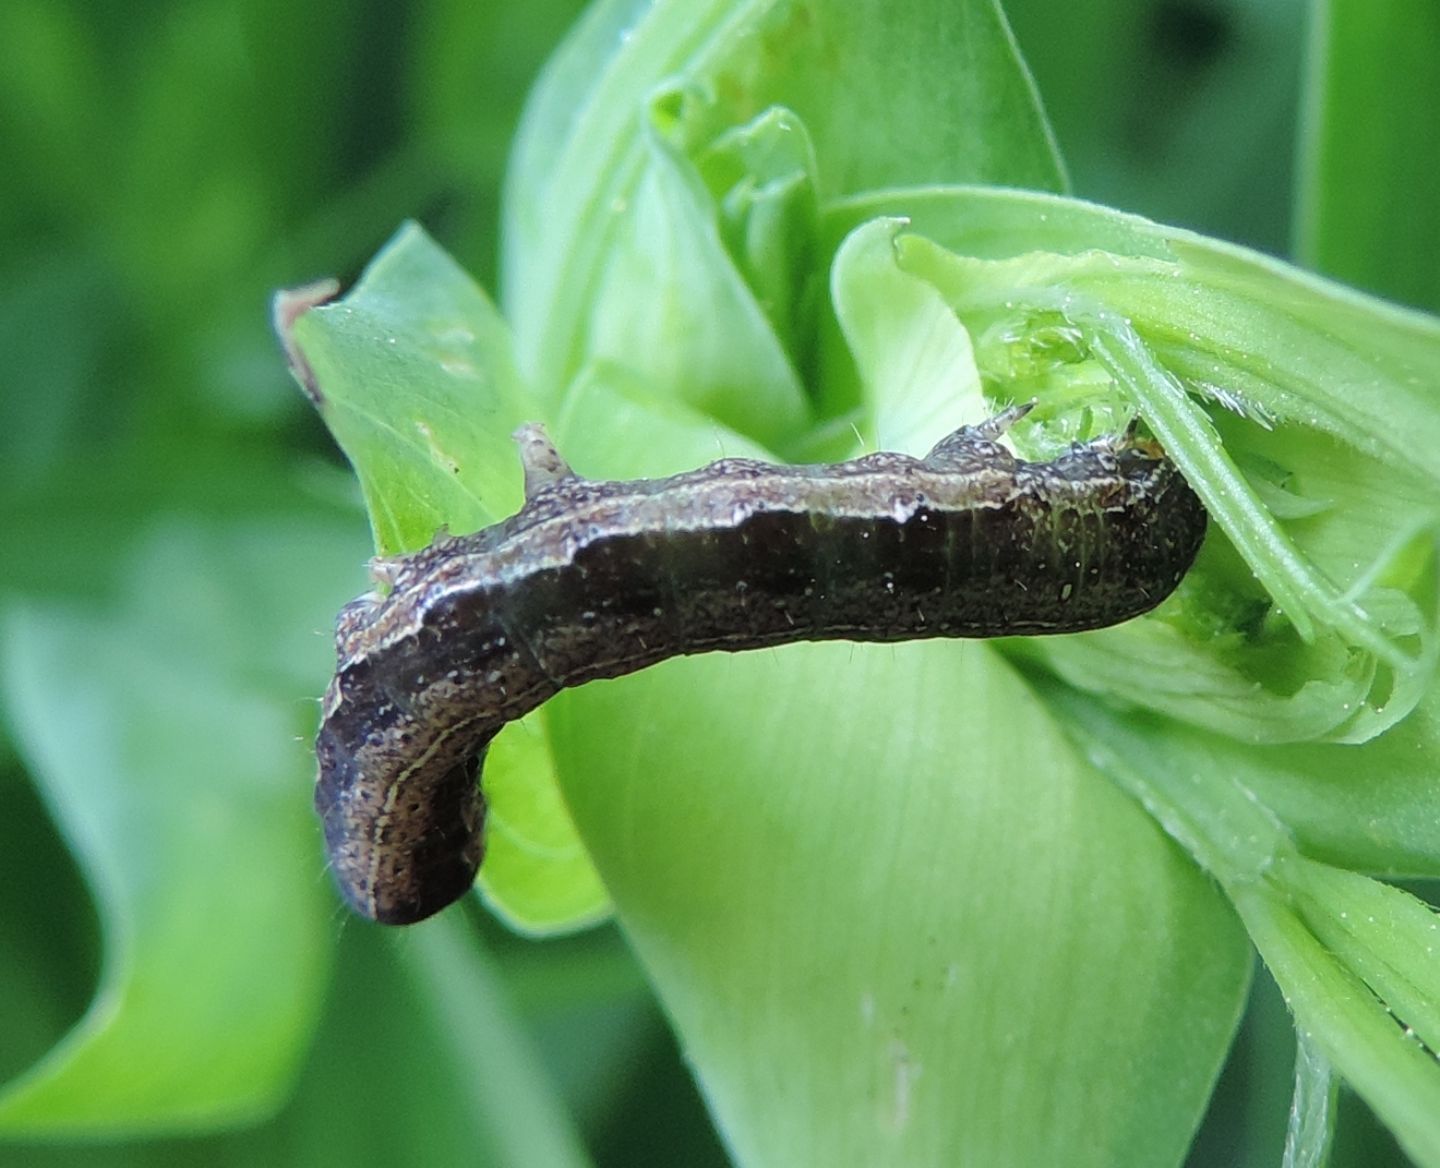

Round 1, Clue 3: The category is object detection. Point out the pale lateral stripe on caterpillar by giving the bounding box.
[315,406,1208,924]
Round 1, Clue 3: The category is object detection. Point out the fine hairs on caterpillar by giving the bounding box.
[315,406,1208,924]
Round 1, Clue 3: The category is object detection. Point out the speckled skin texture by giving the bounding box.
[316,412,1208,924]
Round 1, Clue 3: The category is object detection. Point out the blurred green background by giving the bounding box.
[0,0,1433,1164]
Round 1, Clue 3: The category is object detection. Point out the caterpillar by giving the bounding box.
[315,405,1207,924]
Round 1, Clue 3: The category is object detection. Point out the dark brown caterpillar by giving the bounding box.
[315,406,1207,924]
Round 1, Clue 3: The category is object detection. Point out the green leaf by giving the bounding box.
[553,362,772,478]
[0,520,344,1136]
[477,713,610,935]
[0,917,598,1167]
[1237,882,1440,1167]
[547,641,1251,1166]
[1236,682,1440,876]
[378,918,595,1168]
[1036,678,1440,1164]
[693,104,821,363]
[1284,1028,1338,1168]
[829,216,986,450]
[1295,0,1440,313]
[574,90,811,449]
[503,0,1065,407]
[284,222,536,557]
[825,186,1440,746]
[0,760,98,1094]
[1035,675,1440,886]
[283,225,610,934]
[1285,860,1440,1060]
[833,186,1440,486]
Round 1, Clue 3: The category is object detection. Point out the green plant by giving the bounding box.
[285,0,1440,1161]
[2,0,1438,1165]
